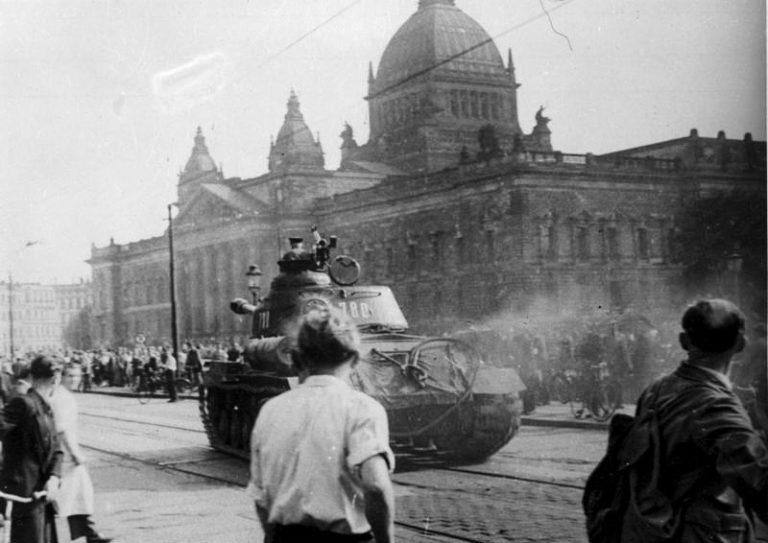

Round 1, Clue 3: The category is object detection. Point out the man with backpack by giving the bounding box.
[585,299,767,542]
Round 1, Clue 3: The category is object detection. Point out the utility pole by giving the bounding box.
[168,204,180,364]
[7,273,14,360]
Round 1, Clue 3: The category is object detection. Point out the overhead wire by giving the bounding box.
[253,0,580,156]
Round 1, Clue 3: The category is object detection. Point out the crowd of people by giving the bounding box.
[0,340,245,400]
[456,307,767,421]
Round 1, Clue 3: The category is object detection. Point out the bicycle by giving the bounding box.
[130,371,192,404]
[568,363,623,422]
[0,490,47,543]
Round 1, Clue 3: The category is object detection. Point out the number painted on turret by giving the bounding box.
[257,310,270,330]
[338,301,373,320]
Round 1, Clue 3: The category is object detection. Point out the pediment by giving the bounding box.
[174,184,269,226]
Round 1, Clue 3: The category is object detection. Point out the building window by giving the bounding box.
[450,90,459,117]
[485,230,496,261]
[455,236,465,263]
[460,91,469,117]
[386,246,394,274]
[637,228,649,260]
[609,280,624,311]
[480,93,489,119]
[607,227,620,261]
[577,227,590,260]
[666,228,677,262]
[407,244,417,271]
[433,287,442,316]
[364,249,374,277]
[470,91,479,118]
[491,94,501,120]
[430,232,442,262]
[547,224,558,260]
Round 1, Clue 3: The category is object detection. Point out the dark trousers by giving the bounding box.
[165,369,177,401]
[68,514,98,541]
[9,501,58,543]
[271,525,373,543]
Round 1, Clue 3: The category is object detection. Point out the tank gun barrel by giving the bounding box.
[230,298,259,315]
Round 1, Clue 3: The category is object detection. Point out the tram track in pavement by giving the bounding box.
[82,408,586,542]
[80,440,496,543]
[82,409,586,491]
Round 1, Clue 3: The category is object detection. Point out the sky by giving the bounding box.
[1,0,765,284]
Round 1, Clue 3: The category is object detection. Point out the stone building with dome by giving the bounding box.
[89,0,765,348]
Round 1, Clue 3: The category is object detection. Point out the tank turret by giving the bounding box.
[199,226,524,463]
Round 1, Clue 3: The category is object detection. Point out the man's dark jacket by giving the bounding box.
[0,389,63,498]
[627,362,768,542]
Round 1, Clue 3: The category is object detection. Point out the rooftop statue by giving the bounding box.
[535,106,550,127]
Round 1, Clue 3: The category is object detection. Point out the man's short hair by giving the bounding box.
[295,307,360,369]
[682,299,745,354]
[29,355,57,380]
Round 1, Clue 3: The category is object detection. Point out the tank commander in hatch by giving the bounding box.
[281,237,310,261]
[246,306,395,543]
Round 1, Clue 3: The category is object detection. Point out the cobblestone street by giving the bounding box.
[66,393,607,543]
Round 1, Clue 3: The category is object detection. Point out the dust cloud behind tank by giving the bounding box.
[200,226,524,464]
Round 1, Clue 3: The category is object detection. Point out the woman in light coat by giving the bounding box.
[49,365,111,543]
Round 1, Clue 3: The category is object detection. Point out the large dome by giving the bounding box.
[374,0,507,92]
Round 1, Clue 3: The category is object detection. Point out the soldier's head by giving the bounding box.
[680,299,746,357]
[293,306,359,373]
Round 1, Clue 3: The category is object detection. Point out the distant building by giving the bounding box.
[89,0,766,347]
[53,279,93,350]
[0,281,60,357]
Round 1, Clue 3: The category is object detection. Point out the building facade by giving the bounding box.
[89,0,766,348]
[0,281,61,357]
[53,280,93,350]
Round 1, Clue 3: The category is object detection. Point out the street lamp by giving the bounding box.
[246,264,263,306]
[725,250,743,305]
[167,204,180,363]
[7,273,15,361]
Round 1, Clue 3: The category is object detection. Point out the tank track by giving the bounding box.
[392,395,521,463]
[199,385,520,465]
[198,383,286,460]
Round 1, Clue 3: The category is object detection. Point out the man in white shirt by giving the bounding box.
[247,307,395,543]
[160,348,177,403]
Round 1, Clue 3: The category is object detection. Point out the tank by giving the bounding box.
[199,227,524,463]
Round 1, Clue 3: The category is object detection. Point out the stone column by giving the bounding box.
[198,248,211,338]
[203,246,216,338]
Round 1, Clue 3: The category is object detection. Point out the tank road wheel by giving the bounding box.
[218,408,230,445]
[230,407,243,449]
[241,397,258,449]
[442,397,521,463]
[241,413,254,450]
[200,387,226,449]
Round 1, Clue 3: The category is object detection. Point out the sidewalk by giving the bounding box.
[82,384,198,401]
[84,386,629,430]
[522,401,635,430]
